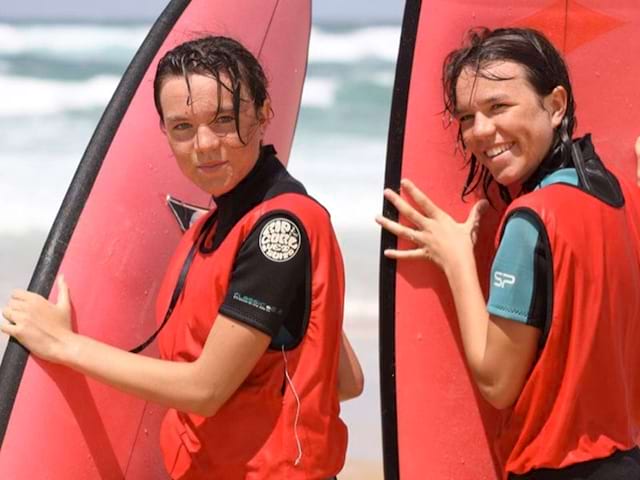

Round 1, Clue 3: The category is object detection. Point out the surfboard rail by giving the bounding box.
[0,0,311,477]
[380,1,640,479]
[379,1,422,478]
[0,0,191,445]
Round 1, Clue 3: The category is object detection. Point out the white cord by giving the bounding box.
[282,346,303,466]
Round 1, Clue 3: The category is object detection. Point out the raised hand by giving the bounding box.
[375,179,488,272]
[1,275,73,363]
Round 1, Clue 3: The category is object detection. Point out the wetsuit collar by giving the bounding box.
[523,135,623,207]
[207,144,285,250]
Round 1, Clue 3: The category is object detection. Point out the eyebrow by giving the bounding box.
[454,94,511,117]
[164,106,236,123]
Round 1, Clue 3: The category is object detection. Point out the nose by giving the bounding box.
[470,112,496,140]
[194,124,221,153]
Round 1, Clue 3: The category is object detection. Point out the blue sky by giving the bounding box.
[2,0,404,23]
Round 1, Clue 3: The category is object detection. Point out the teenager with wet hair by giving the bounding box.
[377,27,640,479]
[2,35,363,479]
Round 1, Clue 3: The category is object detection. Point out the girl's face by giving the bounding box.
[454,61,567,187]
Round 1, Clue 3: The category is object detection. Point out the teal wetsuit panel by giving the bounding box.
[488,214,540,323]
[487,168,578,326]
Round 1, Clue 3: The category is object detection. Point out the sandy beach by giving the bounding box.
[340,459,385,479]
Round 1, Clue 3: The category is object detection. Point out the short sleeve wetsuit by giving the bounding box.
[486,136,640,479]
[487,168,578,333]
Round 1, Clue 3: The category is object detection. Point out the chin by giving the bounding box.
[491,172,514,187]
[492,167,527,188]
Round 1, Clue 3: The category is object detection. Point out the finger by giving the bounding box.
[9,289,30,301]
[401,179,442,219]
[2,307,26,325]
[376,215,418,242]
[384,248,434,261]
[383,189,430,229]
[2,306,13,323]
[0,320,19,336]
[56,275,71,311]
[8,291,42,313]
[10,289,43,304]
[6,297,28,312]
[375,214,402,232]
[465,199,489,228]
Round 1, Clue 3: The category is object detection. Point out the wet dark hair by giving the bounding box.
[153,35,270,144]
[442,27,576,202]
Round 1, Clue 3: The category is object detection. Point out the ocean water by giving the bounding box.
[0,19,399,468]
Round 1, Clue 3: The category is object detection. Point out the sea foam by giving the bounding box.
[0,23,147,58]
[300,77,338,108]
[309,26,400,63]
[0,74,120,116]
[0,22,400,65]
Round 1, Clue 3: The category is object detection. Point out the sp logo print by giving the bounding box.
[493,271,516,288]
[259,217,301,262]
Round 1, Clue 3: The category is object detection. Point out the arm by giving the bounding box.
[2,276,270,417]
[337,331,364,401]
[376,179,539,409]
[445,252,539,408]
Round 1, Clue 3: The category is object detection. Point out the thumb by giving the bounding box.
[467,200,489,246]
[55,275,71,312]
[466,199,489,227]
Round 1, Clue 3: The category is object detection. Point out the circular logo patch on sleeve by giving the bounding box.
[259,217,301,262]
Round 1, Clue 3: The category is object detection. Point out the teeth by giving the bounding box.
[485,143,513,158]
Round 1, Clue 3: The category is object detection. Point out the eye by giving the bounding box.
[491,103,509,112]
[458,113,474,124]
[172,122,192,131]
[213,115,235,125]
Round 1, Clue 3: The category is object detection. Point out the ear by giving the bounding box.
[258,98,273,132]
[545,86,568,129]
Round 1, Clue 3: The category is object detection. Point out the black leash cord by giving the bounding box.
[129,212,217,353]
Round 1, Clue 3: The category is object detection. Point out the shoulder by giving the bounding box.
[246,198,338,261]
[258,193,332,228]
[506,184,577,222]
[251,212,307,263]
[498,210,543,246]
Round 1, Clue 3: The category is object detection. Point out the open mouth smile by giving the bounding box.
[485,142,515,159]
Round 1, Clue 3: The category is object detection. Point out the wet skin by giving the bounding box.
[159,73,270,197]
[454,61,567,188]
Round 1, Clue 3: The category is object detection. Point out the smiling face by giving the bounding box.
[159,73,270,197]
[454,61,567,187]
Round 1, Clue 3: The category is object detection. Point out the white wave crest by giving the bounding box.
[309,26,400,64]
[288,135,386,232]
[0,74,119,116]
[0,152,74,235]
[0,23,148,57]
[300,77,338,108]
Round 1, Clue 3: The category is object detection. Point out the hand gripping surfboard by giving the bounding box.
[0,0,310,478]
[380,1,640,478]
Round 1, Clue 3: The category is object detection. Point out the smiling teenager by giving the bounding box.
[377,28,640,479]
[1,36,363,480]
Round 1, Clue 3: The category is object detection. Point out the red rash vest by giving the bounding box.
[495,172,640,476]
[155,149,347,479]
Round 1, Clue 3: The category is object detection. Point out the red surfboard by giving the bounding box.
[380,1,640,478]
[0,0,310,478]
